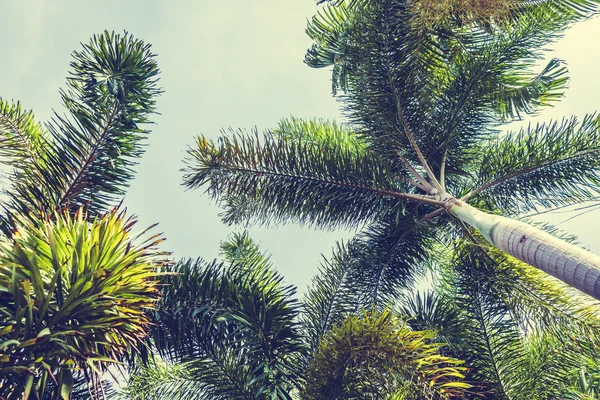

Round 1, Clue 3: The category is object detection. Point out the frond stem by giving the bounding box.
[440,149,448,190]
[399,154,435,192]
[216,164,447,208]
[472,292,510,397]
[405,176,431,193]
[56,102,119,211]
[397,108,444,194]
[381,32,444,196]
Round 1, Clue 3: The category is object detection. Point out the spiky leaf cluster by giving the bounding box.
[0,209,164,400]
[302,309,471,400]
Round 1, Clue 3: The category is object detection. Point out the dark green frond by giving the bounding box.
[218,231,274,278]
[301,242,360,354]
[0,99,46,170]
[490,58,569,121]
[460,235,600,346]
[2,31,161,234]
[446,236,600,399]
[148,255,306,400]
[183,121,409,230]
[399,291,466,348]
[466,115,600,215]
[119,358,208,400]
[305,1,367,94]
[305,0,594,179]
[449,265,528,399]
[344,210,443,307]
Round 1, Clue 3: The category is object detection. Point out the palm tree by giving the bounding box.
[0,31,164,399]
[121,233,471,399]
[182,0,600,299]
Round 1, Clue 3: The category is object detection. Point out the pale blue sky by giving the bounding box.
[0,1,598,293]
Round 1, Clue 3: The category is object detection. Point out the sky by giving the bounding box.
[0,1,599,294]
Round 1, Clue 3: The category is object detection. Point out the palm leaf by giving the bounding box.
[465,115,600,215]
[2,31,161,234]
[183,120,411,230]
[147,235,306,400]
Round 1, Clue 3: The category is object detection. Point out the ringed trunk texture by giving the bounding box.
[448,199,600,300]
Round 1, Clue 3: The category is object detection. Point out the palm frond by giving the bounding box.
[343,211,441,307]
[2,31,161,234]
[149,244,306,400]
[218,231,274,277]
[301,241,360,354]
[449,267,528,399]
[446,235,600,399]
[118,358,208,400]
[460,234,600,346]
[398,290,467,349]
[0,99,46,170]
[465,115,600,215]
[305,0,594,180]
[183,120,411,230]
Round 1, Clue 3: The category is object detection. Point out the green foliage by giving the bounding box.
[181,0,600,398]
[124,233,306,400]
[467,115,600,215]
[304,0,592,175]
[435,234,600,399]
[561,358,600,399]
[0,100,46,172]
[0,209,164,399]
[0,30,163,399]
[0,31,161,234]
[302,309,471,400]
[301,242,360,355]
[398,291,466,348]
[184,119,409,230]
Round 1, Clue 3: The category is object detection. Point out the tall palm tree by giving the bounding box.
[0,31,164,399]
[183,0,600,299]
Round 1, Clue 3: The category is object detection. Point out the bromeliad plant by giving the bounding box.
[0,31,164,399]
[0,210,164,399]
[302,309,470,400]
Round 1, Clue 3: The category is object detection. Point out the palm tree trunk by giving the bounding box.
[447,199,600,300]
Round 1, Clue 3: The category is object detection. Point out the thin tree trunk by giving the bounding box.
[447,199,600,300]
